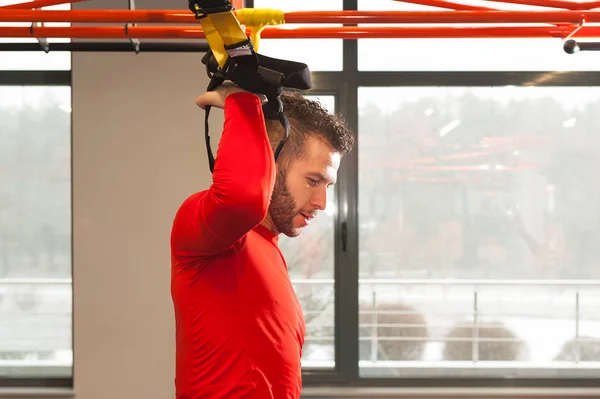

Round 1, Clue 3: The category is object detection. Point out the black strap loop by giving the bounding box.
[273,112,290,161]
[204,105,216,173]
[198,32,312,174]
[204,106,289,174]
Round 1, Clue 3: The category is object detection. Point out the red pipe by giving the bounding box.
[485,0,600,10]
[0,9,197,23]
[1,0,596,11]
[393,0,496,10]
[1,0,87,9]
[283,10,590,23]
[0,9,596,24]
[0,25,595,38]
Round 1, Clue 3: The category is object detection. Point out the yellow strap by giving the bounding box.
[236,8,285,51]
[196,7,286,68]
[197,11,248,68]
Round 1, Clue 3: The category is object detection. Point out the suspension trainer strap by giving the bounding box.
[189,0,312,173]
[204,105,215,172]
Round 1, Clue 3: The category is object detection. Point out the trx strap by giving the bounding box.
[189,0,313,173]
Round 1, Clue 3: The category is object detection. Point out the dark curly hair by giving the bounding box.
[265,91,355,166]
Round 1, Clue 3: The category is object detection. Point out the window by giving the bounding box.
[279,95,337,369]
[357,85,600,379]
[0,87,71,386]
[0,0,73,372]
[0,0,72,384]
[252,0,343,71]
[356,0,600,71]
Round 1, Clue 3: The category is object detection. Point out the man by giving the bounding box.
[170,82,355,399]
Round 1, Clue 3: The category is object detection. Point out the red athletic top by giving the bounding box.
[170,92,306,399]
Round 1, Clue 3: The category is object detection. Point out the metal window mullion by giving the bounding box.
[334,0,360,383]
[0,70,71,86]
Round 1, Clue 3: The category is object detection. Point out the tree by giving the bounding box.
[442,321,526,361]
[0,89,71,278]
[359,301,429,362]
[554,336,600,362]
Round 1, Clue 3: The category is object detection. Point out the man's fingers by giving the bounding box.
[196,88,265,110]
[195,93,214,110]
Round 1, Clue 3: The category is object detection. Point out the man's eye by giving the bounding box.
[308,178,319,187]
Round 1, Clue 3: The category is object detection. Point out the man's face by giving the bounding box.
[269,136,341,237]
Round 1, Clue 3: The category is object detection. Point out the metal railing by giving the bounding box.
[292,278,600,376]
[2,278,600,379]
[0,277,72,378]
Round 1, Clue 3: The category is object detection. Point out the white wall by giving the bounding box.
[71,51,219,399]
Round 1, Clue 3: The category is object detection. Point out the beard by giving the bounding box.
[269,169,300,237]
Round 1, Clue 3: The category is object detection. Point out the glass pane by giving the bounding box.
[0,86,72,378]
[252,0,343,71]
[358,86,600,378]
[357,0,600,71]
[279,95,336,369]
[0,1,71,71]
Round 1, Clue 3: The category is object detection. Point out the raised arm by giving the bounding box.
[171,89,276,258]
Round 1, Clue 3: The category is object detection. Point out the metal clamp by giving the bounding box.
[561,18,600,54]
[29,2,49,54]
[126,0,140,54]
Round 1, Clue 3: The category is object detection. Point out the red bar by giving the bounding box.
[0,9,197,22]
[0,9,596,24]
[485,0,600,10]
[236,25,594,38]
[393,0,496,10]
[0,25,596,38]
[1,0,86,9]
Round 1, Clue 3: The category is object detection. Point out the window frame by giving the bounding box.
[0,70,73,389]
[0,70,70,85]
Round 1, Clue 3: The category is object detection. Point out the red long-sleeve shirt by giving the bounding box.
[170,92,306,399]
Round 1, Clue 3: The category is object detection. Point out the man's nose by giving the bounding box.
[311,186,328,211]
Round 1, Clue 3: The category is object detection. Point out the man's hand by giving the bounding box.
[195,81,267,110]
